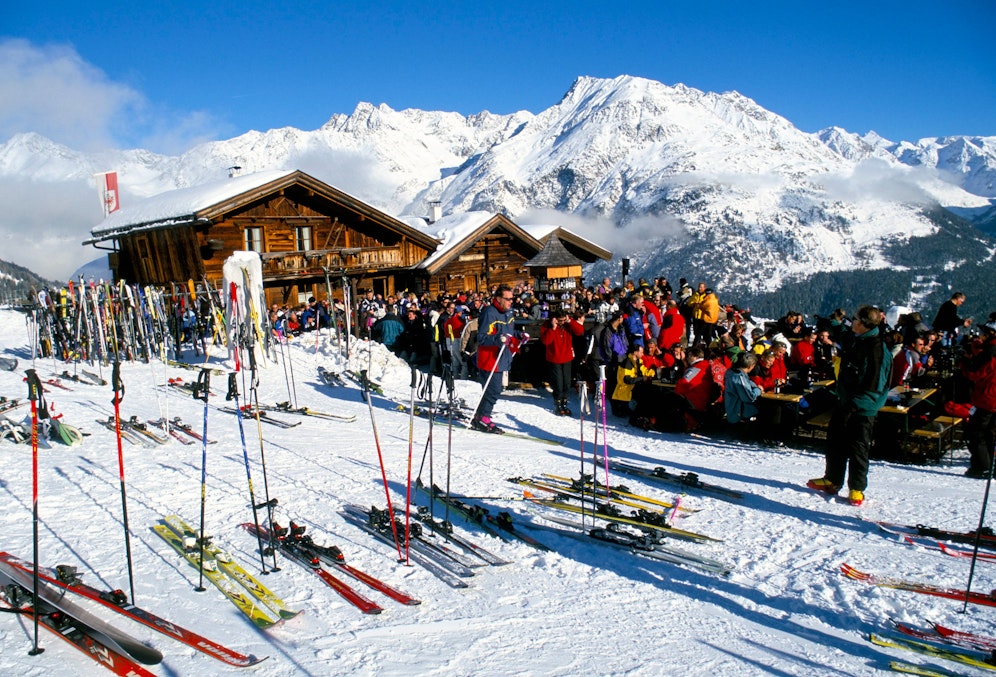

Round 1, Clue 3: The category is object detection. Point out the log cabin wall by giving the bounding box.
[118,226,203,285]
[194,188,430,309]
[426,231,536,297]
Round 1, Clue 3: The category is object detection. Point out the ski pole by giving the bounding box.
[193,368,211,592]
[24,369,44,656]
[227,373,270,575]
[404,365,417,564]
[470,343,507,420]
[962,439,996,613]
[599,364,611,494]
[361,369,404,561]
[110,360,137,604]
[247,351,279,572]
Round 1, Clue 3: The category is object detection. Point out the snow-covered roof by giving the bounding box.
[89,169,295,239]
[414,211,504,270]
[519,223,613,261]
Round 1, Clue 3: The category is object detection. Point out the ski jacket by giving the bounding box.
[697,292,720,324]
[612,356,649,403]
[659,307,685,349]
[540,318,584,365]
[623,308,646,348]
[790,340,815,369]
[675,358,713,412]
[963,337,996,411]
[836,326,891,417]
[724,369,762,424]
[596,322,628,366]
[477,299,523,373]
[441,312,466,346]
[372,313,404,348]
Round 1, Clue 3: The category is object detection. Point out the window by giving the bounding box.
[244,227,262,252]
[295,226,312,251]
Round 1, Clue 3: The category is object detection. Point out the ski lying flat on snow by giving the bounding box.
[933,622,996,651]
[511,475,694,515]
[520,508,731,575]
[153,519,281,628]
[340,505,470,589]
[877,521,996,550]
[841,563,996,607]
[893,620,996,654]
[317,366,345,386]
[522,491,720,543]
[889,660,967,677]
[242,523,383,614]
[0,581,157,677]
[869,632,996,671]
[0,551,264,667]
[539,473,698,513]
[260,401,356,422]
[163,515,300,621]
[415,479,551,551]
[96,416,155,447]
[0,558,163,666]
[410,505,512,566]
[599,458,744,499]
[218,406,301,428]
[251,521,422,606]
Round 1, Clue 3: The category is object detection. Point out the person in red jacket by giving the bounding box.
[963,322,996,478]
[674,346,714,429]
[789,328,816,376]
[440,300,466,376]
[540,309,584,416]
[659,300,685,350]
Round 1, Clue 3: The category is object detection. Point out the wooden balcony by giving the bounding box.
[260,246,404,280]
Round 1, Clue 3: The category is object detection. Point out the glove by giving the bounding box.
[520,332,531,343]
[500,335,508,344]
[506,337,522,355]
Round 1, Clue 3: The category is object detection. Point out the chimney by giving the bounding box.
[228,165,243,178]
[428,201,442,224]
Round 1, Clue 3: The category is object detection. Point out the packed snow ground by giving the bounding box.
[0,308,992,677]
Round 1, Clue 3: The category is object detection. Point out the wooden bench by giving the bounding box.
[796,409,834,441]
[910,415,963,465]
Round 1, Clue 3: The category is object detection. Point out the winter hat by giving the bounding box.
[984,321,996,333]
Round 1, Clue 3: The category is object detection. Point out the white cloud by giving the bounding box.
[0,177,102,280]
[0,39,225,153]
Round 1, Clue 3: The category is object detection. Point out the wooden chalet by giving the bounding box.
[84,169,440,307]
[413,212,544,296]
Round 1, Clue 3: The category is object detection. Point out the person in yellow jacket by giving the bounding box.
[691,284,720,345]
[611,344,653,417]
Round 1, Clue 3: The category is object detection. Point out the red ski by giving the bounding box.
[0,551,265,667]
[842,563,996,608]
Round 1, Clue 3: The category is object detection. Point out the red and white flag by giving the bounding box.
[95,171,120,217]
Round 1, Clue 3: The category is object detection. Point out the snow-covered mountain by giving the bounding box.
[1,75,994,314]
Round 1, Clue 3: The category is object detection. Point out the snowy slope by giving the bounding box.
[0,310,994,676]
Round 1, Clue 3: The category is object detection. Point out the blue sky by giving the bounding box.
[2,1,994,153]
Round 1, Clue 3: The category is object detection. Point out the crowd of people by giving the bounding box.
[272,279,995,508]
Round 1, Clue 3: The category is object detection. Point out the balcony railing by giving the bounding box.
[260,246,404,279]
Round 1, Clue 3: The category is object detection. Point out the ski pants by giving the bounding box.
[967,408,996,474]
[825,406,875,492]
[475,368,504,420]
[548,361,572,403]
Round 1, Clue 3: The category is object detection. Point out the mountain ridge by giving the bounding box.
[1,75,993,316]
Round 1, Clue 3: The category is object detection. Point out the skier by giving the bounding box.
[472,285,529,433]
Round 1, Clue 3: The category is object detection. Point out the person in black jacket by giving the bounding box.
[395,307,431,366]
[932,292,972,342]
